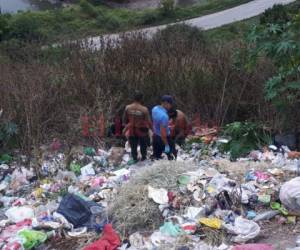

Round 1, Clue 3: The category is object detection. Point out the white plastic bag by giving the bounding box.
[80,163,95,177]
[148,185,168,205]
[223,216,260,243]
[5,206,34,223]
[280,177,300,212]
[184,207,205,220]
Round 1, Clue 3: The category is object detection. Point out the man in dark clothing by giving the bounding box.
[123,92,152,161]
[152,95,176,160]
[168,108,189,146]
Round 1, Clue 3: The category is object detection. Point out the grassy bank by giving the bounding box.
[0,0,252,43]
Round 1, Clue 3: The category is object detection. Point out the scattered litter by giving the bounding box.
[0,131,298,249]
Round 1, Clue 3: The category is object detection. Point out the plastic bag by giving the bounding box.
[18,230,47,249]
[199,218,222,229]
[207,175,234,196]
[83,224,120,250]
[280,177,300,212]
[159,221,183,237]
[84,147,96,156]
[223,217,260,243]
[184,207,205,220]
[70,163,81,176]
[5,206,34,223]
[148,186,168,205]
[81,163,95,177]
[56,170,77,183]
[128,232,144,249]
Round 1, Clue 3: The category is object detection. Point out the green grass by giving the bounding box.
[0,0,252,43]
[205,0,300,43]
[206,16,259,42]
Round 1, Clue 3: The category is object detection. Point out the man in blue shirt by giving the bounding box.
[152,95,176,160]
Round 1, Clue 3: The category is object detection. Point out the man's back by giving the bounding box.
[176,110,189,136]
[152,105,170,136]
[124,102,150,136]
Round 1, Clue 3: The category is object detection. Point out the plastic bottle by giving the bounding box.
[253,210,279,222]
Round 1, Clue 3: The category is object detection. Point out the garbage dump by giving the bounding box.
[0,131,300,250]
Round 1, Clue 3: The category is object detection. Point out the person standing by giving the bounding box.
[168,108,189,146]
[123,92,152,162]
[152,95,176,160]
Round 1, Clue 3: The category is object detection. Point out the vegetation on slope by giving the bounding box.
[0,0,251,43]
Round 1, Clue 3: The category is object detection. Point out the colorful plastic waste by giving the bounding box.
[199,218,222,229]
[83,224,120,250]
[70,163,81,176]
[18,229,47,249]
[246,211,256,220]
[84,147,96,156]
[270,202,288,215]
[159,221,184,237]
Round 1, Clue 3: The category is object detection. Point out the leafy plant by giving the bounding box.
[160,0,175,17]
[260,4,290,25]
[0,14,10,41]
[219,122,271,160]
[0,121,18,150]
[246,5,300,129]
[80,0,98,18]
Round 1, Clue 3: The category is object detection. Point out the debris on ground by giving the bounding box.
[0,129,300,249]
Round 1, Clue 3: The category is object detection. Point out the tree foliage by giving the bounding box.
[247,6,300,109]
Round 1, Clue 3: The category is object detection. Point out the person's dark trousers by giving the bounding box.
[152,134,176,160]
[129,136,148,161]
[175,136,185,148]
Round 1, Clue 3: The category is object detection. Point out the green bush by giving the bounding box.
[104,14,122,30]
[8,13,49,41]
[219,122,271,160]
[97,13,122,30]
[260,4,290,24]
[0,121,18,150]
[137,11,161,25]
[0,14,10,41]
[160,0,175,17]
[80,0,98,18]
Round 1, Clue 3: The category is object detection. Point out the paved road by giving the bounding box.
[86,0,296,48]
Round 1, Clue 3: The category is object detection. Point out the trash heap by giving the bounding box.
[0,134,299,250]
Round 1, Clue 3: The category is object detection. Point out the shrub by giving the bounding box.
[0,30,289,149]
[137,11,160,26]
[80,0,98,18]
[219,122,272,160]
[160,0,175,17]
[156,24,206,45]
[104,14,122,30]
[0,120,18,150]
[260,4,290,24]
[8,13,49,41]
[0,14,9,41]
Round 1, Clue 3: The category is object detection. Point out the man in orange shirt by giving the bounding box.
[123,92,152,161]
[168,108,189,146]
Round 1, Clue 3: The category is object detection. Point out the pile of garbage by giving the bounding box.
[0,134,299,250]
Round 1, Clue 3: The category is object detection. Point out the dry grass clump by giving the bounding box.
[109,161,197,235]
